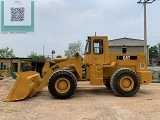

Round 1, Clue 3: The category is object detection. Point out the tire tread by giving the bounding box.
[110,68,140,97]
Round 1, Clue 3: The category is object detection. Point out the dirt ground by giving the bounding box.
[1,77,160,120]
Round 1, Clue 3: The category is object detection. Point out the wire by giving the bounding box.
[124,5,143,37]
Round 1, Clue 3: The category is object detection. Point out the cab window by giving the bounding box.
[93,39,103,54]
[84,39,91,54]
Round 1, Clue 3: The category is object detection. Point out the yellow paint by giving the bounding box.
[55,78,70,93]
[6,36,152,101]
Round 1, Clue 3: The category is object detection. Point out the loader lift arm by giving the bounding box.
[37,56,82,91]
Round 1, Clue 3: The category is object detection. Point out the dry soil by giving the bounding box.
[0,77,160,120]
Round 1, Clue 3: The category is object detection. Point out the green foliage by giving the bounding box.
[64,41,84,57]
[0,47,15,58]
[56,55,62,58]
[28,52,46,62]
[149,45,159,61]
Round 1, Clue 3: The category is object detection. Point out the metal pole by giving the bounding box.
[137,0,155,64]
[52,50,55,59]
[144,0,147,54]
[144,0,148,63]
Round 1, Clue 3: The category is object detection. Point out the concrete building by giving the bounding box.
[0,58,31,78]
[108,37,149,63]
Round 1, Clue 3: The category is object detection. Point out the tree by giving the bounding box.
[56,55,62,58]
[0,47,15,58]
[149,45,159,61]
[64,41,84,57]
[28,52,46,62]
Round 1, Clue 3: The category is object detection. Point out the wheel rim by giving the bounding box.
[120,76,134,91]
[55,78,70,93]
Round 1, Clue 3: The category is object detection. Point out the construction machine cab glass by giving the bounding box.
[84,37,103,55]
[84,37,91,54]
[93,39,103,54]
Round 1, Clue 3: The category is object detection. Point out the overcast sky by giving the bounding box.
[0,0,160,57]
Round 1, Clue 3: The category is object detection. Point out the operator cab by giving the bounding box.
[84,37,103,55]
[84,36,110,64]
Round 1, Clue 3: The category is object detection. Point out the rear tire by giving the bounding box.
[110,68,140,97]
[48,70,77,99]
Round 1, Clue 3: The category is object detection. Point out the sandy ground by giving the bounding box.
[1,77,160,120]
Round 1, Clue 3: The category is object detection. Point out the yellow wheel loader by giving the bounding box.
[5,36,152,102]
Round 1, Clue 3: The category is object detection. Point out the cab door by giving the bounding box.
[92,39,105,64]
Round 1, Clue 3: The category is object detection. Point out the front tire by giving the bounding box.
[48,70,77,99]
[110,68,140,97]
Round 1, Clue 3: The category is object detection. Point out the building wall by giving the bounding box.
[108,38,150,64]
[109,46,144,54]
[0,58,31,77]
[0,59,10,77]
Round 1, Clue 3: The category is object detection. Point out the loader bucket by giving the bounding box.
[5,71,41,102]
